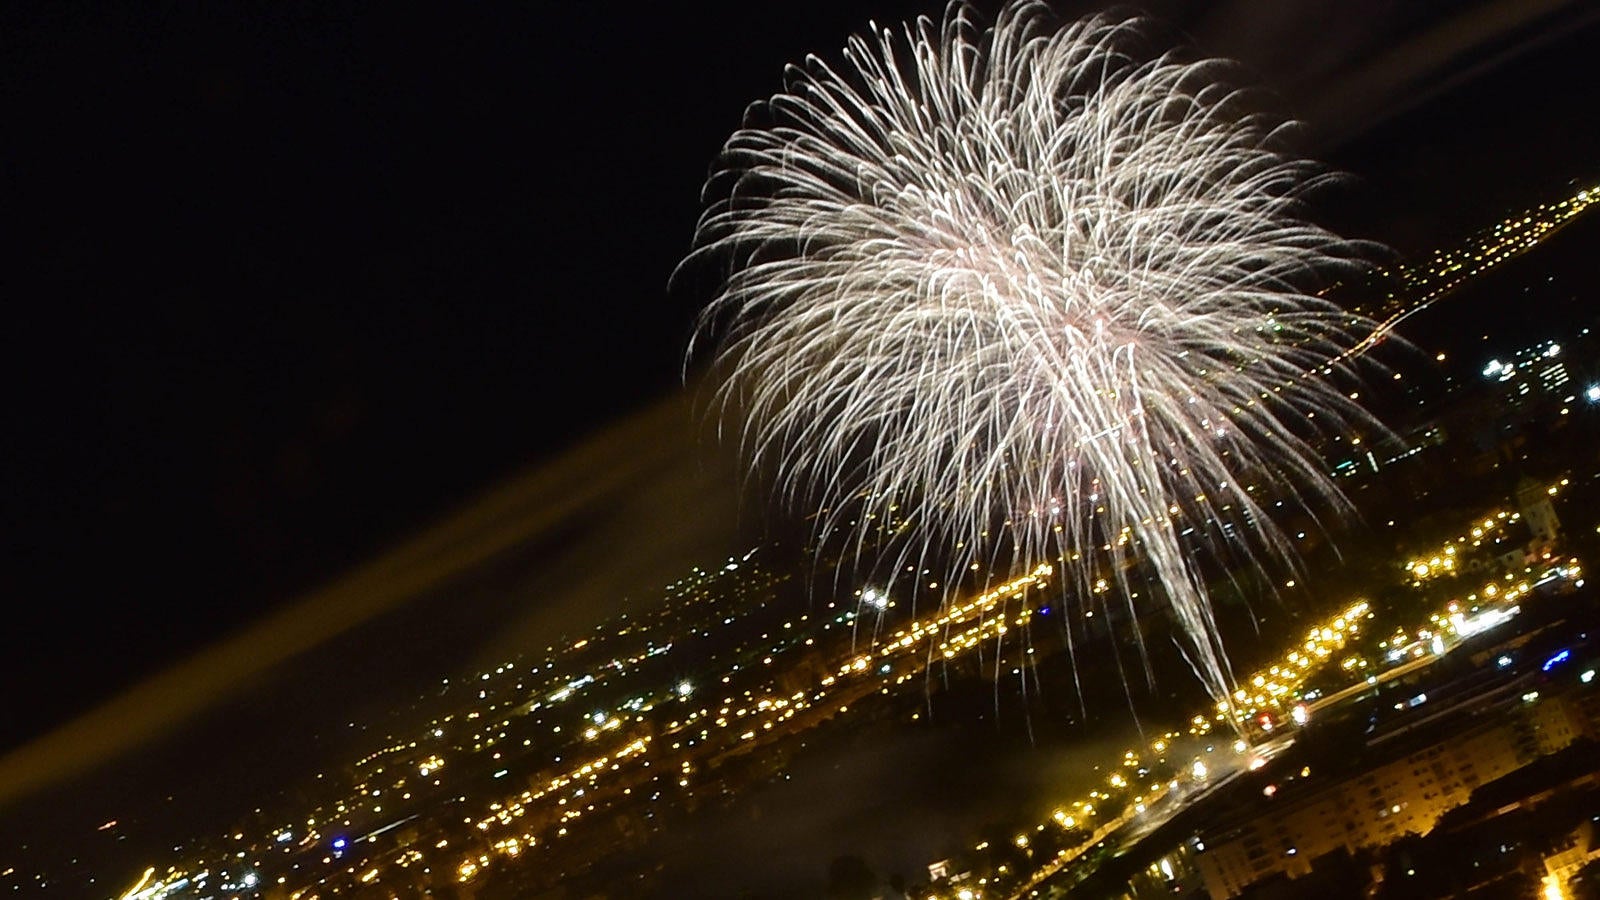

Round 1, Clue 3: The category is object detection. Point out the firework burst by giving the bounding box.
[683,1,1382,703]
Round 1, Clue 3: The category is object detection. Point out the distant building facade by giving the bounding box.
[1515,476,1561,547]
[1195,690,1596,898]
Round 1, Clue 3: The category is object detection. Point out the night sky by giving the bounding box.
[5,0,1598,810]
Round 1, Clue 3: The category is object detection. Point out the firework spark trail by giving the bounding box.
[683,2,1383,705]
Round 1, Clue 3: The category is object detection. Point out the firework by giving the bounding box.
[683,1,1381,703]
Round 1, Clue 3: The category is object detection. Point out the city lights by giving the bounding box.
[9,3,1600,899]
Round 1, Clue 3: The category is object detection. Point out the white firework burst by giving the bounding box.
[684,1,1383,703]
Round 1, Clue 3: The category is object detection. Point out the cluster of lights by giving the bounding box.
[1406,547,1457,582]
[927,598,1380,900]
[925,479,1594,898]
[459,737,652,881]
[398,567,1062,893]
[1382,487,1579,667]
[927,597,1386,899]
[1196,600,1371,735]
[70,462,1590,900]
[1403,479,1569,586]
[88,552,797,900]
[1360,184,1598,334]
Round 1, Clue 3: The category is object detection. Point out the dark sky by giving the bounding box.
[4,0,1598,789]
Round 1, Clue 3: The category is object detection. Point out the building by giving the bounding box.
[1515,476,1562,548]
[1482,339,1574,410]
[1195,688,1595,898]
[1545,820,1600,897]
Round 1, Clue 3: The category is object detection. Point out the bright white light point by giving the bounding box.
[676,681,693,696]
[1191,760,1208,780]
[243,874,258,887]
[1586,385,1599,402]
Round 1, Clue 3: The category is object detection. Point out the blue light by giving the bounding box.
[1038,607,1052,616]
[332,838,347,850]
[1542,649,1570,672]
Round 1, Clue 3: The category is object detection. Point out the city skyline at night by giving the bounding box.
[6,166,1599,900]
[3,2,1599,899]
